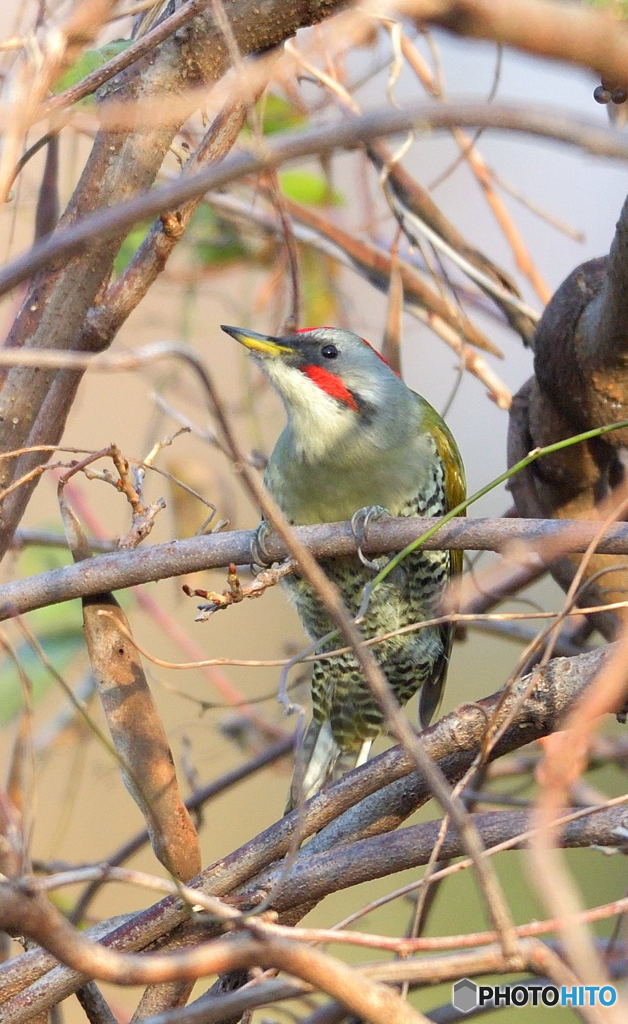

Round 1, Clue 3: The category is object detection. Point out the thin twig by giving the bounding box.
[1,101,626,298]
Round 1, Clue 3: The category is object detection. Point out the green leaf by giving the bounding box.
[0,536,133,725]
[301,247,341,325]
[258,94,306,135]
[113,221,152,275]
[0,541,84,724]
[187,205,250,268]
[52,41,132,105]
[586,0,628,12]
[0,629,84,726]
[279,170,343,207]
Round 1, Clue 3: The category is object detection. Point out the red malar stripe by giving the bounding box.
[301,364,358,410]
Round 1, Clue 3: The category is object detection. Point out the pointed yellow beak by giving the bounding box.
[221,325,294,357]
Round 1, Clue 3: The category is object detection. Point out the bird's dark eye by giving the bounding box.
[321,344,338,359]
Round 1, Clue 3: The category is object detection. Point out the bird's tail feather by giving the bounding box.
[286,718,340,813]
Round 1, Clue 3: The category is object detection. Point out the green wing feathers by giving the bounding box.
[429,412,465,577]
[417,411,465,728]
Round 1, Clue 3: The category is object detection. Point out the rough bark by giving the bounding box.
[0,0,345,554]
[508,196,628,638]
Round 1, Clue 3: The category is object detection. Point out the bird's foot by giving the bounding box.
[250,519,274,572]
[351,504,389,571]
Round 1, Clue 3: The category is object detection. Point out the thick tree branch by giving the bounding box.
[0,90,624,553]
[0,891,428,1024]
[422,0,628,83]
[242,806,627,915]
[0,93,624,557]
[0,642,618,1020]
[508,199,628,638]
[578,198,628,368]
[0,0,345,557]
[0,808,623,983]
[2,516,628,620]
[0,103,625,302]
[1,4,626,1021]
[82,99,252,351]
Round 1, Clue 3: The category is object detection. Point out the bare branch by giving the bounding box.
[83,593,202,881]
[0,642,619,1020]
[3,515,628,620]
[0,104,625,302]
[0,885,430,1023]
[405,0,628,85]
[0,0,347,557]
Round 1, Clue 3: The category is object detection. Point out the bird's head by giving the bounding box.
[221,324,411,459]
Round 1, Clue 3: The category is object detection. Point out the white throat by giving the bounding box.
[264,359,358,462]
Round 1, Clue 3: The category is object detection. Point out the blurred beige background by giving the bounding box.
[0,3,626,1022]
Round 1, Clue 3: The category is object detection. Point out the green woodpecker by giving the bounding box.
[221,325,465,808]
